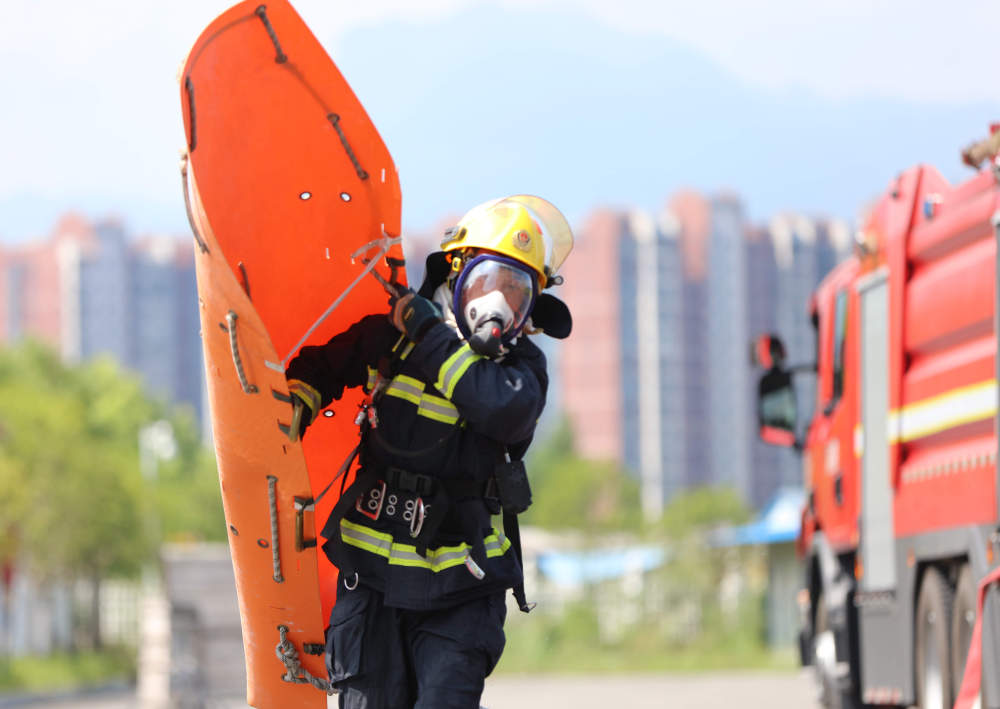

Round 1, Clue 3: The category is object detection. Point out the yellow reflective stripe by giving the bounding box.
[287,379,321,417]
[384,375,424,406]
[382,375,459,424]
[887,379,997,444]
[365,366,379,392]
[340,519,392,558]
[436,344,483,399]
[400,342,415,360]
[417,394,460,424]
[340,519,512,572]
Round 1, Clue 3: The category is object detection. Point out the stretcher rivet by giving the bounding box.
[323,410,334,418]
[257,538,269,548]
[229,525,239,536]
[299,191,312,200]
[340,192,352,202]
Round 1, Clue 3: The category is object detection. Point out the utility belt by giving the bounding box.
[321,421,536,611]
[355,467,506,537]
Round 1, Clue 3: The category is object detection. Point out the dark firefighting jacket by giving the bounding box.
[285,293,547,611]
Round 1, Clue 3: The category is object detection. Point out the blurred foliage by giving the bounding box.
[0,340,224,584]
[656,485,752,539]
[507,420,776,672]
[498,596,795,674]
[0,646,134,691]
[524,418,641,533]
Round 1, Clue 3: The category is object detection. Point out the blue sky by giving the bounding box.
[1,0,997,243]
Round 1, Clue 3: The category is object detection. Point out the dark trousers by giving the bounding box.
[326,583,507,709]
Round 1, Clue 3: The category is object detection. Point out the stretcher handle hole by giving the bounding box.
[257,538,270,548]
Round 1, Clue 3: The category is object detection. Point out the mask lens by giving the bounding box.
[458,258,535,334]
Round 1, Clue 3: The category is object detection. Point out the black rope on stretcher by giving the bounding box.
[184,76,197,151]
[327,113,370,181]
[255,5,288,64]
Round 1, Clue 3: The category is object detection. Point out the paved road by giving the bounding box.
[482,671,817,709]
[4,671,818,708]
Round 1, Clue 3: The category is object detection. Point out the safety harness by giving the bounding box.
[320,335,535,612]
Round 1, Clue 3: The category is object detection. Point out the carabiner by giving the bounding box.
[409,497,425,538]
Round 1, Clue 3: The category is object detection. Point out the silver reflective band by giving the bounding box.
[340,519,511,572]
[436,345,483,399]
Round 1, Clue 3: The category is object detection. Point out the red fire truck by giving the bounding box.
[755,128,1000,709]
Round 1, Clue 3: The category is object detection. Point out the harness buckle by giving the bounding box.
[356,480,386,520]
[409,497,426,538]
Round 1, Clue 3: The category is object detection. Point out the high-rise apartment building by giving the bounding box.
[561,193,850,514]
[0,215,204,423]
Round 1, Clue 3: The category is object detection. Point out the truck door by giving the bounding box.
[856,268,908,701]
[858,270,894,593]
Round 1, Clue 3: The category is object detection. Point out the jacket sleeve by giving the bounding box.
[284,314,397,408]
[407,321,548,444]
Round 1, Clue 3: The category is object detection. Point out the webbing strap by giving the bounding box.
[503,510,534,612]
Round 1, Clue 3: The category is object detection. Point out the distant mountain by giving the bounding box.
[1,4,995,243]
[332,5,998,228]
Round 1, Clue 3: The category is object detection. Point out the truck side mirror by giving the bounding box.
[750,333,787,370]
[758,367,798,448]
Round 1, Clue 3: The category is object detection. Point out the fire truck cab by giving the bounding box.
[755,134,1000,709]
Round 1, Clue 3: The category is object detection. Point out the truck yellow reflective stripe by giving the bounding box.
[887,379,997,444]
[340,519,512,572]
[436,344,483,399]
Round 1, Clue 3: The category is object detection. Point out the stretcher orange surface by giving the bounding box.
[179,2,404,705]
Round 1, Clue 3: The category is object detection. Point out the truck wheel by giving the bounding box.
[950,563,976,695]
[814,592,859,709]
[916,567,954,709]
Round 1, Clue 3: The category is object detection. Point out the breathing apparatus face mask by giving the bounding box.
[453,254,538,357]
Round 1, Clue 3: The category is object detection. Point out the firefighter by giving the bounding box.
[285,196,572,708]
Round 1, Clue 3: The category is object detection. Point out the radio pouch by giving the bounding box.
[494,459,532,514]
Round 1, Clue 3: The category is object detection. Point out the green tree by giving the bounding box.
[0,341,224,648]
[649,486,759,650]
[524,418,641,533]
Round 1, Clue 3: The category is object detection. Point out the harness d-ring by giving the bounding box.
[343,572,359,590]
[409,497,426,539]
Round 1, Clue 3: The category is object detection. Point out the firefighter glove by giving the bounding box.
[389,288,440,341]
[287,379,321,439]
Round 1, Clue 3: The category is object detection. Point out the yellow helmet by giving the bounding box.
[441,195,574,289]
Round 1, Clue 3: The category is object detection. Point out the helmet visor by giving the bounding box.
[456,255,537,338]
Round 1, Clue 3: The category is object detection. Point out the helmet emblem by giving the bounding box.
[512,230,531,251]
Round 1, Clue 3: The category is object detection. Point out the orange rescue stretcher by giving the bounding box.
[178,1,404,706]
